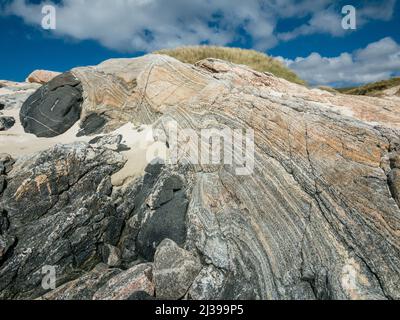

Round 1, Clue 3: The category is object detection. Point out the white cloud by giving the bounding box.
[5,0,396,53]
[278,1,397,41]
[278,37,400,86]
[5,0,281,52]
[278,7,344,41]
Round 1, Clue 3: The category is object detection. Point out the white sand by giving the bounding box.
[0,88,13,95]
[0,108,93,157]
[0,108,168,187]
[110,123,168,186]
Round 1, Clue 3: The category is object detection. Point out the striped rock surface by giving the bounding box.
[1,54,399,300]
[73,55,400,298]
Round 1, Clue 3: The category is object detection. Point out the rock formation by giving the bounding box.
[20,72,83,137]
[26,70,61,85]
[0,54,399,300]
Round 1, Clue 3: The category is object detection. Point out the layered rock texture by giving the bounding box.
[0,54,399,300]
[26,70,61,85]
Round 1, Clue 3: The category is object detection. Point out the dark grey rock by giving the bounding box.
[0,209,9,234]
[0,116,15,131]
[135,172,188,261]
[38,263,121,300]
[388,168,400,206]
[0,234,16,262]
[101,244,121,267]
[20,72,83,137]
[116,162,189,264]
[189,266,226,300]
[0,153,14,175]
[0,176,5,194]
[128,291,156,300]
[77,113,108,137]
[92,263,154,300]
[154,239,202,299]
[136,189,188,261]
[0,138,126,299]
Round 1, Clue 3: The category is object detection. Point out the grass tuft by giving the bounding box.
[337,77,400,96]
[155,46,306,86]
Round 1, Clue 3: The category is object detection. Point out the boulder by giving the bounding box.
[101,244,121,267]
[0,176,5,194]
[0,116,15,131]
[20,72,83,137]
[38,264,121,300]
[92,263,154,300]
[189,266,226,300]
[0,154,14,175]
[154,239,202,299]
[26,70,61,85]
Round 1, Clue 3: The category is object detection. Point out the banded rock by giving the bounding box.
[0,54,398,300]
[26,70,61,85]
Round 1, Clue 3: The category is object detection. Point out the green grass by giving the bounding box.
[317,86,339,93]
[337,77,400,96]
[155,46,306,86]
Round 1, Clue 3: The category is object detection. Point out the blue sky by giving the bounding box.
[1,0,400,87]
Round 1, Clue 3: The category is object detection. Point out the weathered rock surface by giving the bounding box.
[189,265,226,300]
[0,136,125,299]
[92,263,154,300]
[0,81,40,111]
[38,263,121,300]
[0,116,15,131]
[26,70,61,85]
[154,239,202,299]
[0,54,399,300]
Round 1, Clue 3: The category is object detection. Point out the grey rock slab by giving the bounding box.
[93,263,154,300]
[154,239,202,300]
[0,116,15,131]
[38,263,121,300]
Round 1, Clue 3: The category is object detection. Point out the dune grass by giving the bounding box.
[155,46,306,86]
[337,77,400,96]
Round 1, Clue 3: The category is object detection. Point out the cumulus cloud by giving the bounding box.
[278,0,397,41]
[5,0,282,52]
[5,0,396,53]
[277,37,400,86]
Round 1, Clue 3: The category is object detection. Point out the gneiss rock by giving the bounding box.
[116,163,189,263]
[76,113,108,137]
[0,209,14,263]
[0,234,15,262]
[26,70,61,85]
[0,154,14,175]
[0,176,5,194]
[0,137,125,299]
[1,54,400,300]
[38,264,121,300]
[92,263,154,300]
[136,173,189,261]
[20,72,83,137]
[388,155,400,207]
[189,265,226,300]
[101,244,121,267]
[0,116,15,131]
[154,239,202,299]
